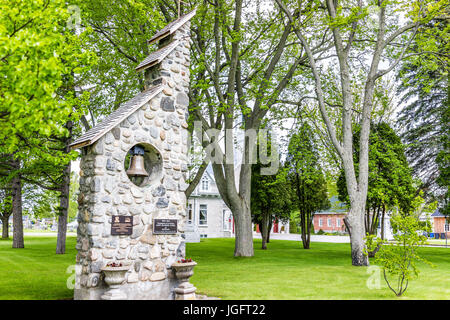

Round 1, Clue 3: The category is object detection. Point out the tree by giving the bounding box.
[366,195,434,297]
[396,15,449,216]
[337,122,416,251]
[251,152,294,250]
[187,0,329,257]
[0,0,95,248]
[286,122,330,249]
[275,0,447,265]
[0,188,12,239]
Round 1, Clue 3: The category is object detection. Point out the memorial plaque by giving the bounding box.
[111,216,133,235]
[153,219,177,234]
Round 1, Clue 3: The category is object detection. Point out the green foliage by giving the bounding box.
[0,0,95,155]
[73,0,163,121]
[251,162,294,224]
[366,195,434,297]
[338,122,416,215]
[396,14,449,211]
[251,129,294,246]
[286,122,330,247]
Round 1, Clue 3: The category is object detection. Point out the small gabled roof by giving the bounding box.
[148,9,196,45]
[135,40,179,72]
[70,85,163,149]
[431,210,446,217]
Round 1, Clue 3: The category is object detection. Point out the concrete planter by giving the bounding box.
[171,261,197,300]
[101,266,130,300]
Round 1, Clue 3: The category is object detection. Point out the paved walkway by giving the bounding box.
[254,233,450,248]
[253,233,350,243]
[24,232,77,237]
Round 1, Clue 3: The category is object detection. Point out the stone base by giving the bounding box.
[75,277,178,300]
[101,288,127,300]
[174,282,197,300]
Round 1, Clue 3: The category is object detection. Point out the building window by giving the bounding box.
[199,204,207,225]
[201,177,209,191]
[188,204,193,222]
[200,234,208,238]
[318,219,323,227]
[327,218,332,227]
[445,223,449,232]
[336,218,340,227]
[223,210,232,231]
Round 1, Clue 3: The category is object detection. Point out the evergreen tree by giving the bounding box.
[286,122,330,249]
[337,122,416,254]
[396,16,449,215]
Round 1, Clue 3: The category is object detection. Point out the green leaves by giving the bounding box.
[366,196,434,296]
[338,122,415,214]
[0,0,95,155]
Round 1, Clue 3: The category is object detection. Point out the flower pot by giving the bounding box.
[171,261,197,300]
[101,265,129,300]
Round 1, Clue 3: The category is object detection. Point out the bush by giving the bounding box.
[366,212,433,296]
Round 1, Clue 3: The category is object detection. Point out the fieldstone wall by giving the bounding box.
[74,22,191,300]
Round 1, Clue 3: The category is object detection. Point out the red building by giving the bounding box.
[313,196,348,233]
[431,210,449,238]
[313,212,347,233]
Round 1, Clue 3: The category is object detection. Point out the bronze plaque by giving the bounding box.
[111,216,133,235]
[153,219,177,235]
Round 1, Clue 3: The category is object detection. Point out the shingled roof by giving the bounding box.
[148,9,196,45]
[70,85,163,149]
[432,210,446,217]
[135,40,179,72]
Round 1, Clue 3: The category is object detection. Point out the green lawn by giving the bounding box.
[0,236,449,300]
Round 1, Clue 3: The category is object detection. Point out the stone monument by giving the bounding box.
[70,10,196,300]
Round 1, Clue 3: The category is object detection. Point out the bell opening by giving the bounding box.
[124,143,162,188]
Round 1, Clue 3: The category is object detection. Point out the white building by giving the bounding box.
[187,168,234,239]
[187,166,290,239]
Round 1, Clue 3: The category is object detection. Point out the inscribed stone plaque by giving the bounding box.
[111,216,133,235]
[153,219,177,234]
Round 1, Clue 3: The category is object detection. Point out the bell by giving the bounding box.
[127,146,149,177]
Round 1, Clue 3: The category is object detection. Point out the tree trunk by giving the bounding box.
[11,167,24,249]
[1,216,9,239]
[233,203,254,257]
[260,213,269,250]
[300,211,312,249]
[56,161,71,254]
[345,201,369,266]
[56,121,73,254]
[266,218,272,243]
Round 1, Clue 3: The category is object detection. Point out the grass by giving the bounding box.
[0,236,449,300]
[188,238,450,300]
[0,236,76,300]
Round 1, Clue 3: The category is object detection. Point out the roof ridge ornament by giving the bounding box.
[135,40,179,73]
[147,8,196,45]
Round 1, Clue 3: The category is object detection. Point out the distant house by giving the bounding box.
[187,166,291,239]
[313,196,348,233]
[431,210,449,238]
[187,168,234,239]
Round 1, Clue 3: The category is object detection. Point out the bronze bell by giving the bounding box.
[126,146,149,177]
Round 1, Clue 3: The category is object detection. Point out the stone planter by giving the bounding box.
[101,265,130,300]
[171,261,197,300]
